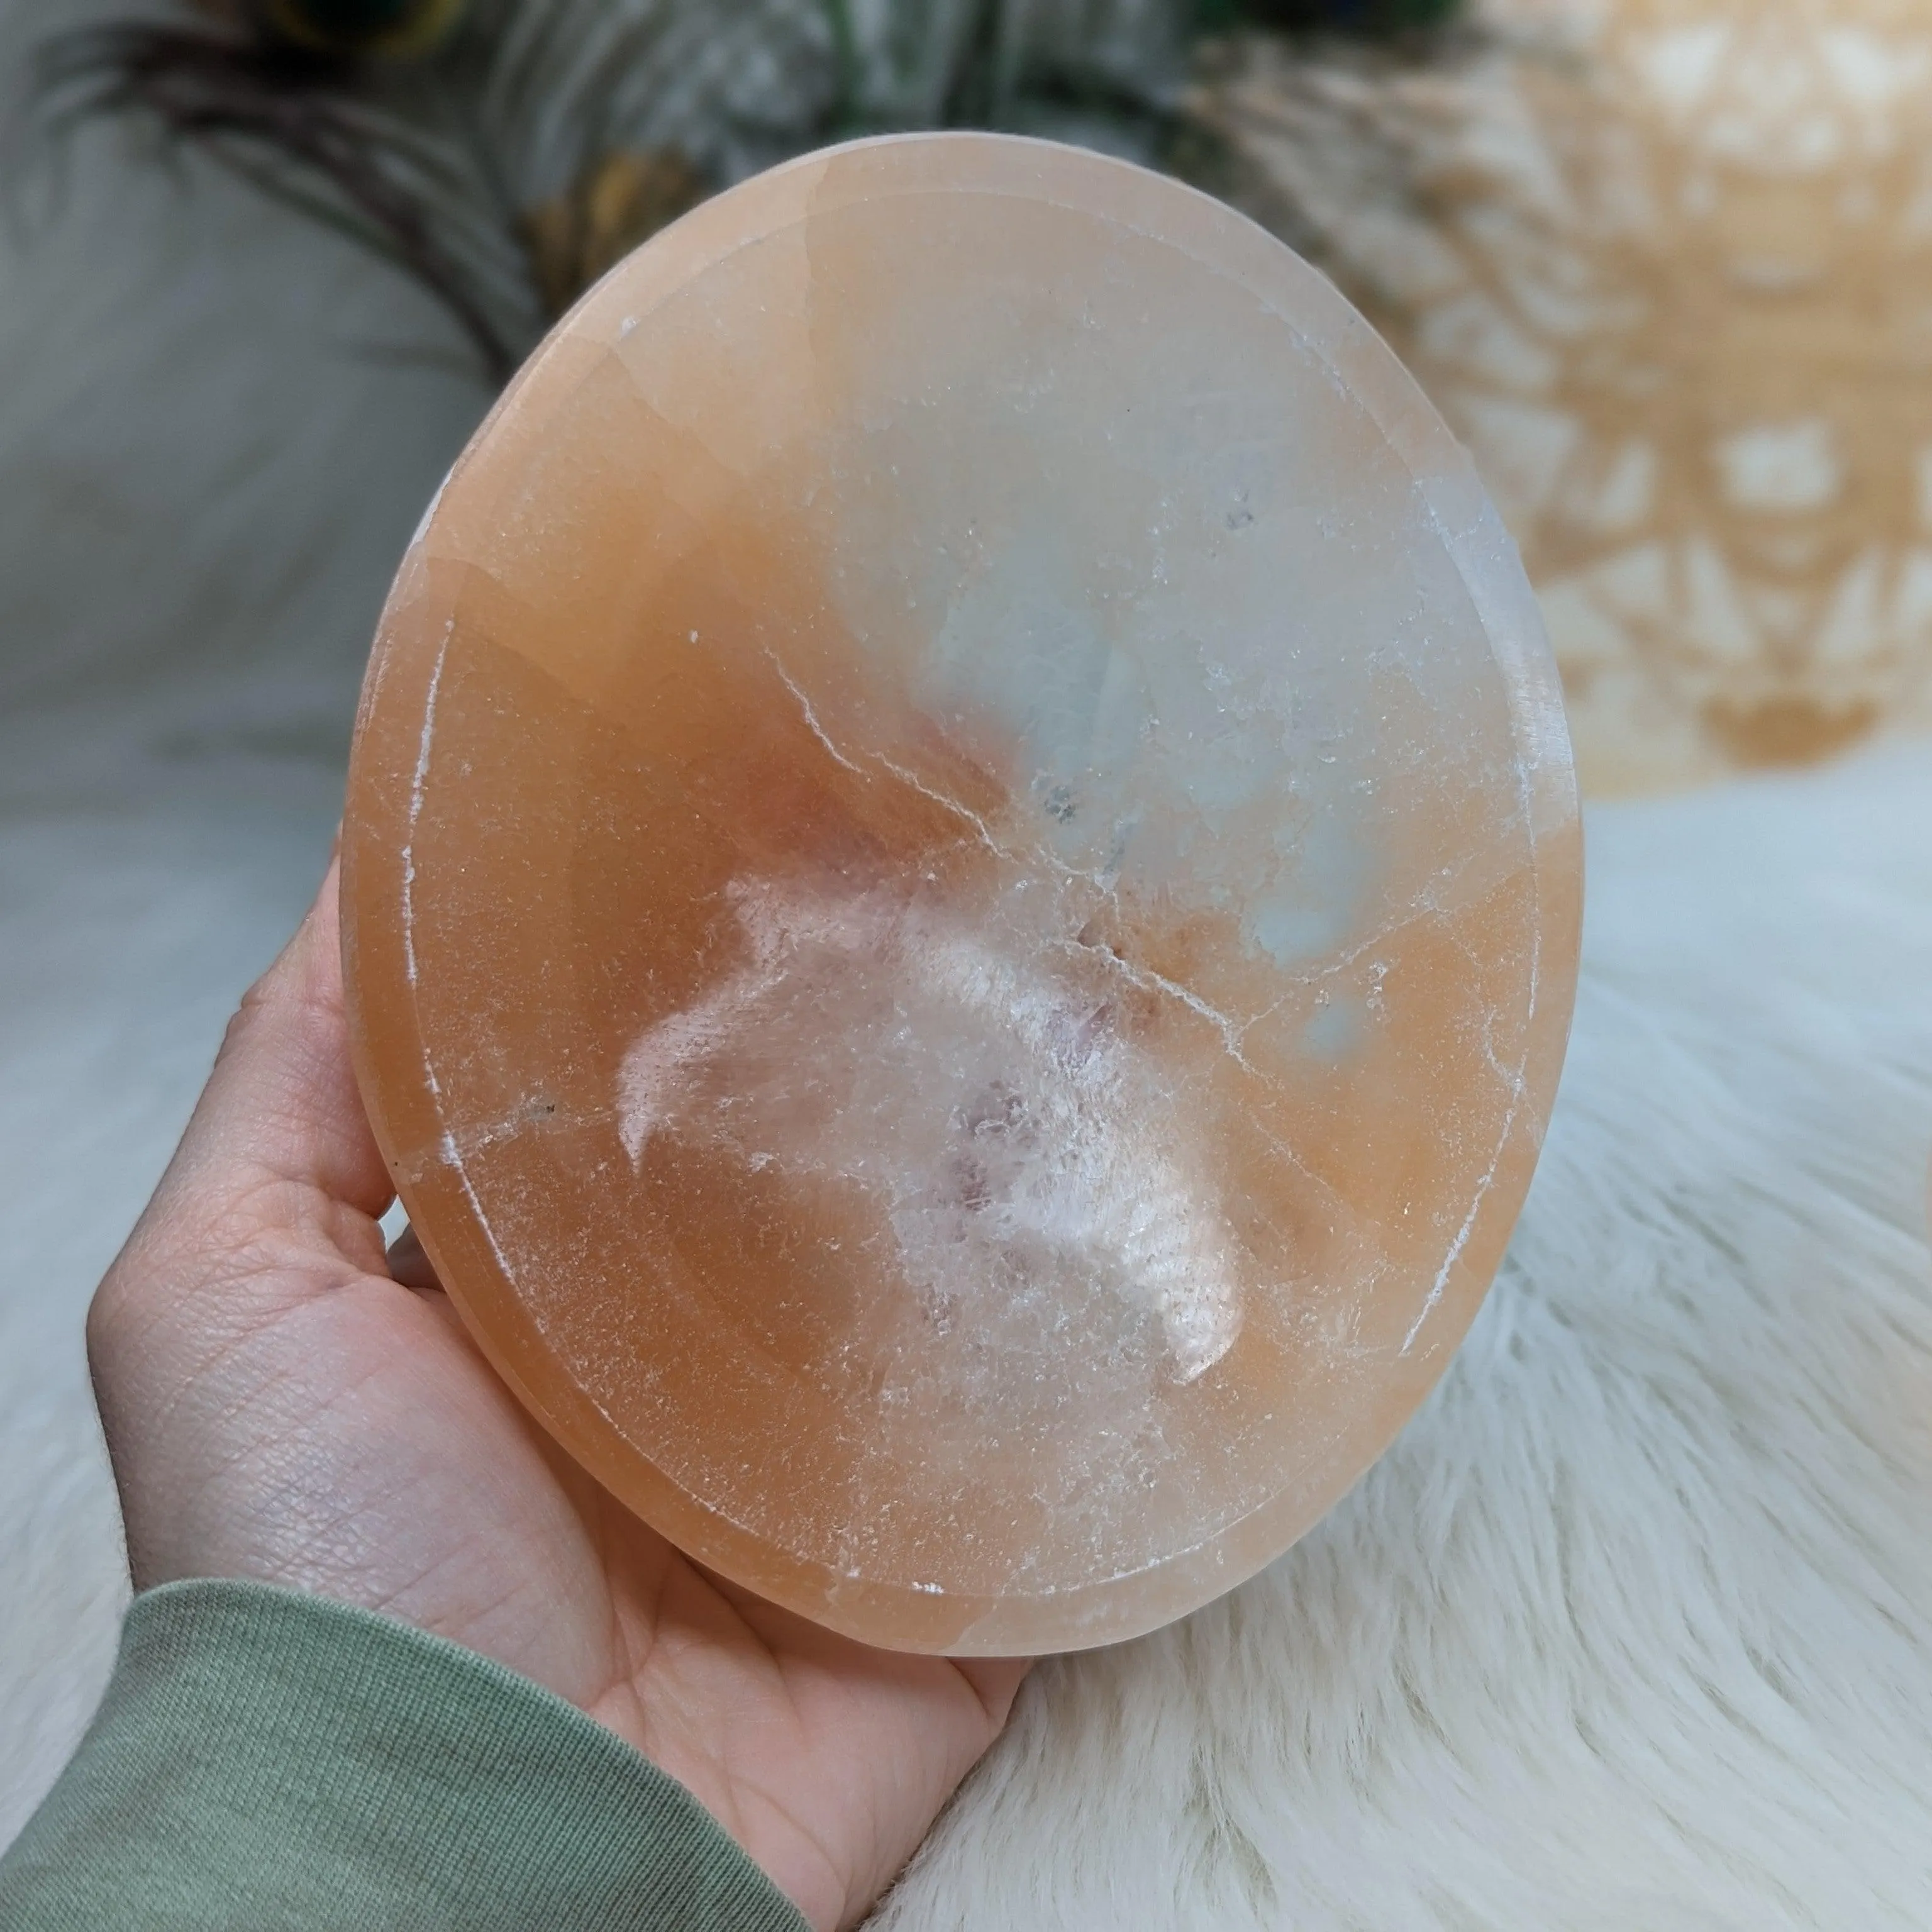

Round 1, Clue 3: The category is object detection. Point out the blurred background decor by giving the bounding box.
[26,0,1199,382]
[3,1,1932,1923]
[1195,0,1932,792]
[30,0,1932,794]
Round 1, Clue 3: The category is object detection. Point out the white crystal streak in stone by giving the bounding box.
[618,876,1244,1385]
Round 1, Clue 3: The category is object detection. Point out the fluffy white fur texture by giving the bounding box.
[3,36,1931,1921]
[875,747,1932,1929]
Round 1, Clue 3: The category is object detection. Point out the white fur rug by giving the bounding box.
[880,741,1932,1930]
[4,31,1932,1921]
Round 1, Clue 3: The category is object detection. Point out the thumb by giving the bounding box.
[159,853,394,1223]
[102,855,396,1329]
[87,856,405,1591]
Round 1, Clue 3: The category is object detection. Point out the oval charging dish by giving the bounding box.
[342,132,1580,1654]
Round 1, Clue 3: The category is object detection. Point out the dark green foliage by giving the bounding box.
[277,0,431,35]
[1202,0,1458,29]
[21,0,1462,388]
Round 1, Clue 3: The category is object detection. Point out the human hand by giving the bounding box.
[87,857,1029,1932]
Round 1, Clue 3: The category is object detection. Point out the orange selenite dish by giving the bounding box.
[341,133,1580,1653]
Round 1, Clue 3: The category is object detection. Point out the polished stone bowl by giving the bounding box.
[342,132,1580,1653]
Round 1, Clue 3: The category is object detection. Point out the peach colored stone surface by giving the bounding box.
[341,133,1581,1653]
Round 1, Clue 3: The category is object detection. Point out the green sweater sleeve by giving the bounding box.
[0,1578,812,1932]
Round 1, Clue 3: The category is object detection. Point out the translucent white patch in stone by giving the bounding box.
[618,877,1243,1385]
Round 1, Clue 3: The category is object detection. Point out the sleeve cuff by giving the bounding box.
[0,1577,812,1932]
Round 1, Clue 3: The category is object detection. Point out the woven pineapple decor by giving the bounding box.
[1197,0,1932,794]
